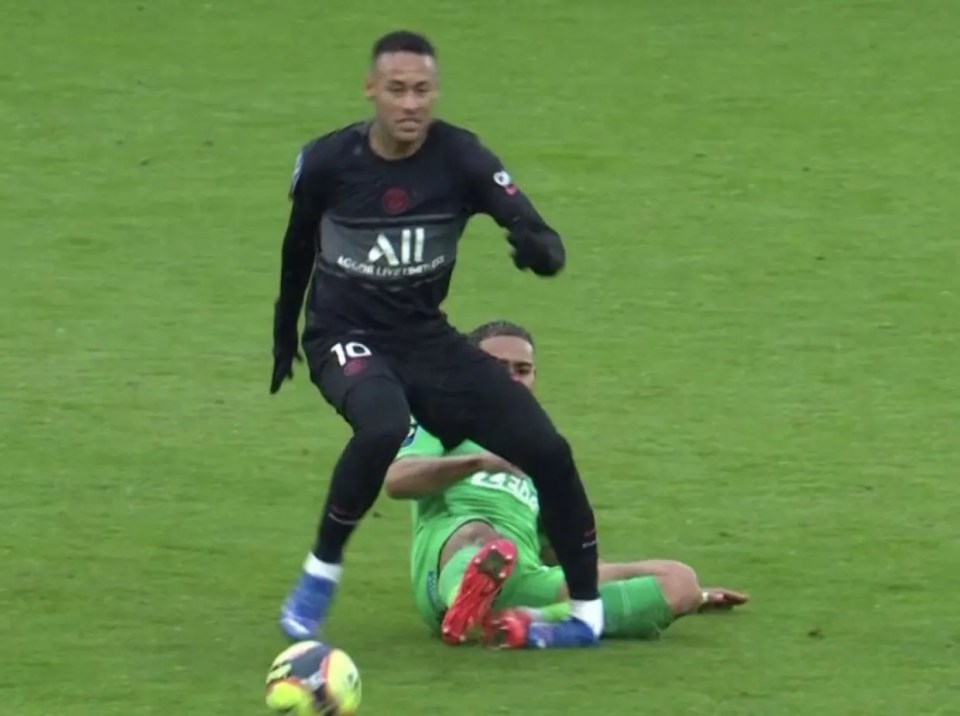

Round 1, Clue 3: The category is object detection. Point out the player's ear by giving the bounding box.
[364,72,376,100]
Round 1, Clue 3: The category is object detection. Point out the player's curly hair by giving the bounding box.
[467,320,535,350]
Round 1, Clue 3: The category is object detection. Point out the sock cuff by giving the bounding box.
[304,554,343,582]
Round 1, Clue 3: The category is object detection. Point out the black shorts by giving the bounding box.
[302,325,534,449]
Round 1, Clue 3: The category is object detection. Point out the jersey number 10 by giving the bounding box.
[368,227,426,266]
[330,341,373,366]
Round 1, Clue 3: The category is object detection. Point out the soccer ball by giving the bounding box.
[265,641,362,715]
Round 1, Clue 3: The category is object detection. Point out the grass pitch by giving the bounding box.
[2,1,958,713]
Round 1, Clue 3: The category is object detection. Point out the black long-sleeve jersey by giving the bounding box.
[274,119,564,342]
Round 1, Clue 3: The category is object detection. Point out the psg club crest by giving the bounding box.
[382,187,410,214]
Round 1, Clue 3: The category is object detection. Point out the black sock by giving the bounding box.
[531,440,601,601]
[312,379,410,564]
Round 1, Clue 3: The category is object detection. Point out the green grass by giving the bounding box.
[3,1,959,713]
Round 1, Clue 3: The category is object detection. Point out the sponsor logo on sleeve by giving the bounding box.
[493,170,518,196]
[401,422,419,447]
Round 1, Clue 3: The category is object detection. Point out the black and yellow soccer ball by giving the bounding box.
[265,641,362,715]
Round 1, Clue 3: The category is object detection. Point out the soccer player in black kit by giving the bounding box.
[271,30,602,648]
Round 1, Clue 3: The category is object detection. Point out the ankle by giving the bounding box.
[569,599,604,637]
[304,554,343,582]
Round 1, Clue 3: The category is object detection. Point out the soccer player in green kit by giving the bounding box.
[385,321,748,648]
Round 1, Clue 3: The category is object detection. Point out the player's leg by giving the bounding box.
[530,577,677,642]
[489,561,746,647]
[590,560,704,615]
[416,341,602,645]
[433,521,518,645]
[409,518,494,632]
[582,560,748,613]
[280,337,411,640]
[486,565,680,646]
[585,562,702,637]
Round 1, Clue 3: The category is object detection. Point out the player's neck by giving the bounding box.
[368,121,427,160]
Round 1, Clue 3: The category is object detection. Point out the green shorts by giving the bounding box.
[410,516,564,632]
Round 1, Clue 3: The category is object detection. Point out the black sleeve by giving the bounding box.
[274,147,326,339]
[460,134,553,233]
[458,133,566,275]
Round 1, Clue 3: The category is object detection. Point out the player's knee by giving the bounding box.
[453,521,500,546]
[657,562,702,616]
[439,521,501,568]
[663,561,698,583]
[354,415,410,454]
[517,431,574,478]
[345,385,411,453]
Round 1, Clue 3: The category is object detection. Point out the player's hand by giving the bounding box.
[699,587,749,612]
[477,452,524,477]
[270,340,302,394]
[507,227,565,277]
[271,297,304,394]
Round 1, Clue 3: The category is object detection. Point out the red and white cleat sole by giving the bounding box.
[441,538,517,646]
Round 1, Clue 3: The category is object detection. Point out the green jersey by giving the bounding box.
[396,422,542,564]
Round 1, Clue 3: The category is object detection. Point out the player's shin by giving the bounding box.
[312,381,411,564]
[280,380,410,640]
[312,431,399,564]
[597,578,674,639]
[280,438,397,640]
[535,475,603,637]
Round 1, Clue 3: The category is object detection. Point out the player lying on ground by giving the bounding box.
[272,30,605,643]
[385,321,748,648]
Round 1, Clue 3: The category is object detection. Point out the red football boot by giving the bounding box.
[482,608,533,649]
[441,538,517,645]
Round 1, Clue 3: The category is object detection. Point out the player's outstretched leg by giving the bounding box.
[447,356,602,645]
[485,576,678,648]
[440,537,518,645]
[280,374,411,640]
[485,566,749,648]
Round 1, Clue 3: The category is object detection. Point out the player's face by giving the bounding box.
[366,52,439,144]
[479,336,536,392]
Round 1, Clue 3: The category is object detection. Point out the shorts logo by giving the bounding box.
[382,187,410,215]
[343,357,368,377]
[493,170,518,196]
[401,422,418,447]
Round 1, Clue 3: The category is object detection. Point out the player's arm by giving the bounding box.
[384,424,518,499]
[270,145,328,393]
[274,148,325,341]
[384,424,475,499]
[459,134,565,277]
[385,456,487,499]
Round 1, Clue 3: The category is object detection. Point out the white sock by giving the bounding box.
[303,554,343,582]
[570,598,604,637]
